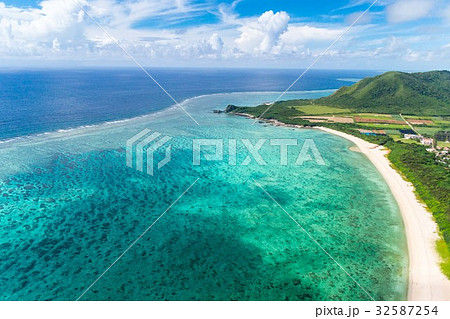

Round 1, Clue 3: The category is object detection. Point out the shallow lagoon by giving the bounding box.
[0,92,407,300]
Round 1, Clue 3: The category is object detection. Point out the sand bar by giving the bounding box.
[317,127,450,301]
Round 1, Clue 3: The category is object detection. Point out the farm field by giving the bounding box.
[356,123,410,130]
[294,104,351,114]
[437,141,450,148]
[270,102,449,141]
[415,126,449,136]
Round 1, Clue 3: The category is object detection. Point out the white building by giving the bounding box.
[421,138,434,146]
[404,134,420,140]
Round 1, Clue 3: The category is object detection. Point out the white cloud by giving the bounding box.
[0,0,449,69]
[386,0,435,23]
[345,11,372,24]
[217,0,242,25]
[336,0,379,11]
[209,33,224,52]
[0,0,216,59]
[232,11,345,58]
[177,33,224,59]
[0,0,85,55]
[88,0,211,29]
[235,10,290,55]
[280,26,342,44]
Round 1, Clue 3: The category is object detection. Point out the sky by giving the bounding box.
[0,0,449,70]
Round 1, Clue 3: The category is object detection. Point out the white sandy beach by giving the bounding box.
[318,127,450,301]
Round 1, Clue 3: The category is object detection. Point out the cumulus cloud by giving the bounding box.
[233,11,346,58]
[178,33,224,58]
[0,0,448,68]
[208,33,224,52]
[386,0,435,23]
[235,10,290,55]
[0,0,86,56]
[0,0,216,59]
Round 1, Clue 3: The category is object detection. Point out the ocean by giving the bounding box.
[0,68,408,300]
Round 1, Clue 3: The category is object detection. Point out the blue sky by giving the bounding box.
[0,0,449,70]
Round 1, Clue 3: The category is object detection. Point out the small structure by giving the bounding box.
[404,134,421,140]
[421,138,434,146]
[358,129,386,136]
[358,129,376,136]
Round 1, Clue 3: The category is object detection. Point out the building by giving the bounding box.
[357,129,386,136]
[404,134,420,140]
[421,138,434,146]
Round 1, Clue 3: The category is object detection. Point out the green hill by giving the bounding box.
[317,70,450,115]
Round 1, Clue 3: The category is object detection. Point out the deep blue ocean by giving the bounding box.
[0,68,408,301]
[0,68,378,140]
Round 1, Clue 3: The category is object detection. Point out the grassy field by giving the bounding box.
[354,113,393,119]
[415,127,449,136]
[401,138,422,144]
[392,114,404,121]
[356,123,410,130]
[392,135,422,144]
[234,100,449,141]
[403,115,434,120]
[433,118,450,126]
[385,129,401,135]
[294,105,350,114]
[437,141,450,148]
[437,240,450,278]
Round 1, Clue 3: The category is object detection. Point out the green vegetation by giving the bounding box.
[404,115,434,120]
[399,138,421,145]
[318,70,450,115]
[415,127,447,137]
[251,71,450,116]
[391,114,404,121]
[437,141,450,148]
[386,141,450,246]
[356,123,409,130]
[434,118,450,126]
[356,113,394,120]
[293,105,350,114]
[437,239,450,278]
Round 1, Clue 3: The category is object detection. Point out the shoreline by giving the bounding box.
[318,127,450,301]
[236,113,450,300]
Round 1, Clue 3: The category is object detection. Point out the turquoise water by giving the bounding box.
[0,91,408,301]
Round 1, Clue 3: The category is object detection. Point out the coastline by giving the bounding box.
[235,112,450,300]
[317,127,450,301]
